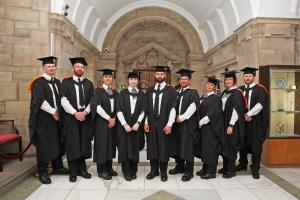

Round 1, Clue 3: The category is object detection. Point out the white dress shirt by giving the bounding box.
[199,91,215,127]
[96,84,115,120]
[145,81,176,127]
[221,85,239,126]
[117,86,145,126]
[244,82,263,117]
[61,75,90,115]
[177,86,197,122]
[40,73,58,115]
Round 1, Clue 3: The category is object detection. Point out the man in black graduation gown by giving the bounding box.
[236,67,269,179]
[195,77,224,179]
[116,72,145,181]
[144,66,177,182]
[29,56,68,184]
[61,57,94,182]
[219,69,246,178]
[169,69,199,182]
[90,69,118,180]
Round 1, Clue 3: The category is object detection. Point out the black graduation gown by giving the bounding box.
[145,85,177,162]
[116,89,146,163]
[171,89,200,163]
[28,77,62,164]
[61,77,94,162]
[90,87,118,164]
[221,88,246,159]
[196,94,225,166]
[240,84,269,153]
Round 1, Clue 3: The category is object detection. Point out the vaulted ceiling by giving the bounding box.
[51,0,300,53]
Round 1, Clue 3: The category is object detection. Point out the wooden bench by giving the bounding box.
[0,120,23,172]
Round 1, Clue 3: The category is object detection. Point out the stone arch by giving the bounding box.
[99,7,205,91]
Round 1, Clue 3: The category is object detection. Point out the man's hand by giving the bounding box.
[163,125,172,135]
[176,116,183,123]
[74,112,85,121]
[108,118,116,128]
[124,124,132,133]
[53,111,60,121]
[245,114,252,122]
[198,122,202,129]
[132,123,140,131]
[227,126,233,135]
[144,124,150,133]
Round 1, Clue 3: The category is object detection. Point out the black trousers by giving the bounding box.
[37,156,64,176]
[201,162,217,174]
[97,160,113,173]
[174,156,194,174]
[222,143,237,172]
[150,159,168,173]
[68,157,87,176]
[238,147,262,173]
[121,160,138,176]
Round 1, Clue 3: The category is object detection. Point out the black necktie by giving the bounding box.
[154,84,161,118]
[50,78,59,104]
[78,78,85,107]
[107,87,113,96]
[131,88,137,100]
[245,85,250,104]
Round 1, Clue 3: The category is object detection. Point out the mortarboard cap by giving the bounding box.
[69,57,88,66]
[37,56,57,65]
[152,66,169,72]
[176,68,195,79]
[240,67,258,76]
[98,68,116,77]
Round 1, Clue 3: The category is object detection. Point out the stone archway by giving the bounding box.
[100,7,206,91]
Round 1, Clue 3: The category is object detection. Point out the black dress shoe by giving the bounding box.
[52,167,69,175]
[69,175,77,183]
[222,171,236,179]
[161,173,168,182]
[169,167,185,175]
[218,167,227,174]
[196,169,206,176]
[108,169,118,177]
[252,172,260,179]
[78,170,92,179]
[124,175,132,181]
[236,164,247,171]
[39,175,51,184]
[131,173,137,180]
[98,172,112,180]
[200,173,216,179]
[146,170,159,180]
[181,173,193,182]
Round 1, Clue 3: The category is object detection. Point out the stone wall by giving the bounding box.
[204,18,300,90]
[0,2,101,142]
[0,0,50,141]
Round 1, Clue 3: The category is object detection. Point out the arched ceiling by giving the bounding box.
[51,0,300,53]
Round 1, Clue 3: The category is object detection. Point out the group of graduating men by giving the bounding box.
[29,55,268,184]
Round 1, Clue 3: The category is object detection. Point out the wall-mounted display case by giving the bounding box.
[260,65,300,165]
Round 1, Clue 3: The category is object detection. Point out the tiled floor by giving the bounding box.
[268,168,300,189]
[25,165,298,200]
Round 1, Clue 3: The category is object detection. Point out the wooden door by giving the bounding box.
[134,69,171,92]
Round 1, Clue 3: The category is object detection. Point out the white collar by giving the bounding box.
[228,85,237,91]
[128,86,139,92]
[206,91,215,96]
[155,81,166,90]
[245,82,256,88]
[73,75,83,82]
[102,84,111,90]
[179,86,190,92]
[42,73,53,81]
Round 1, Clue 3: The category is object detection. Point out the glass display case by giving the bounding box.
[260,65,300,138]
